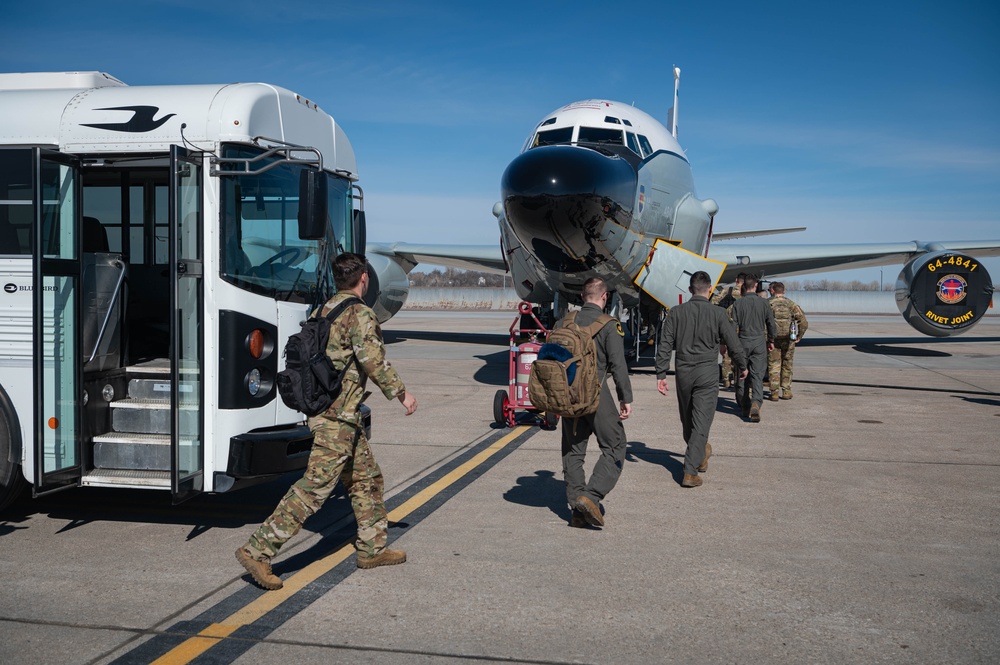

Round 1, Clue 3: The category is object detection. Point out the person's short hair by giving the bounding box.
[736,272,747,281]
[771,281,786,295]
[743,273,760,288]
[333,252,368,290]
[689,271,713,293]
[582,277,608,303]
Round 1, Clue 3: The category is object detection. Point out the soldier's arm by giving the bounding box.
[765,304,777,344]
[349,305,406,400]
[603,321,633,403]
[654,311,676,379]
[795,305,809,337]
[720,313,747,373]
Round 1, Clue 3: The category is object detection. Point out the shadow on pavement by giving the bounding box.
[384,330,509,346]
[626,440,685,485]
[0,472,356,541]
[798,378,999,396]
[502,469,567,521]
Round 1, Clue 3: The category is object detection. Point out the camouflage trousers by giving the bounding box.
[768,337,796,393]
[245,417,388,560]
[721,353,733,383]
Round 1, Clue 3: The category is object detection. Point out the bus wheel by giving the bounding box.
[0,399,27,513]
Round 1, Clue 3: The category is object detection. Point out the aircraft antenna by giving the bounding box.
[670,66,681,139]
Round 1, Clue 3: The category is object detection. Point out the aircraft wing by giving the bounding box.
[711,227,806,241]
[367,242,507,274]
[707,239,1000,280]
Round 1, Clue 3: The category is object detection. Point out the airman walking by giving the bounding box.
[767,281,809,400]
[710,272,746,388]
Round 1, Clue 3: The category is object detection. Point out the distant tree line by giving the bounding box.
[409,269,999,291]
[408,267,506,287]
[781,279,891,292]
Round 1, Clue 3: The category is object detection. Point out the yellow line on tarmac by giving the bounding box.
[151,426,530,665]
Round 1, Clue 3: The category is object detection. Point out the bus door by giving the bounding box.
[169,146,205,502]
[32,149,83,495]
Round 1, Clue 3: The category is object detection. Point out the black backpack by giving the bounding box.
[276,297,362,416]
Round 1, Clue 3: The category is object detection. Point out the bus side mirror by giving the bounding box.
[297,169,327,240]
[352,209,367,256]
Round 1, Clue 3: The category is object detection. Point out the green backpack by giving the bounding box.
[528,311,612,418]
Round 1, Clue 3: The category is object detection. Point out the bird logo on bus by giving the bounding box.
[936,274,967,304]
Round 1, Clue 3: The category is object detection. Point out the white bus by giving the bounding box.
[0,71,371,511]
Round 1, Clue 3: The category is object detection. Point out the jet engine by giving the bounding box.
[895,250,994,337]
[365,252,410,323]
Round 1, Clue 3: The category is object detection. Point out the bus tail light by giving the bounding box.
[248,329,265,359]
[219,311,278,409]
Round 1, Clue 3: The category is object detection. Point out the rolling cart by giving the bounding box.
[493,301,558,429]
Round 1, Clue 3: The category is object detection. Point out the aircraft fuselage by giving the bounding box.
[498,99,718,308]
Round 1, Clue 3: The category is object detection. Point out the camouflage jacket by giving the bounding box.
[769,295,809,339]
[310,290,405,426]
[710,284,742,310]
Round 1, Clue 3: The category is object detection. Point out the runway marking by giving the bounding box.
[118,425,536,665]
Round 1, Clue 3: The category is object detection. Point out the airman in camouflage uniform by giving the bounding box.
[710,273,745,388]
[236,253,418,590]
[767,281,808,400]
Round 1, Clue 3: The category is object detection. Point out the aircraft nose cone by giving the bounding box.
[501,145,636,273]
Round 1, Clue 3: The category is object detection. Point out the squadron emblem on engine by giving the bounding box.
[936,274,967,304]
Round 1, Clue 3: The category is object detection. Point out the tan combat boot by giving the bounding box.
[236,546,283,590]
[681,474,703,488]
[781,389,793,400]
[574,495,605,527]
[768,387,780,401]
[698,442,712,473]
[357,548,407,569]
[750,404,761,422]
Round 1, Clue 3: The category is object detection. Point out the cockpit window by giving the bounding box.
[540,117,557,126]
[604,116,621,124]
[622,119,633,127]
[626,132,640,156]
[577,126,623,145]
[637,134,653,156]
[534,127,573,147]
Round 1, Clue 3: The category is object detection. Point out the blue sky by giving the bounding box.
[4,0,999,283]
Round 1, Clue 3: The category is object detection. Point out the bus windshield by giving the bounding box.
[219,144,352,302]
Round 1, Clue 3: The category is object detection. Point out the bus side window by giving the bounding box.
[83,216,109,253]
[0,217,20,253]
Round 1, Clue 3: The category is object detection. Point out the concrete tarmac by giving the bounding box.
[1,312,998,664]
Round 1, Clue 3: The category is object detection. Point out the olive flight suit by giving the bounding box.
[560,302,633,507]
[711,284,742,384]
[656,295,746,477]
[729,294,776,412]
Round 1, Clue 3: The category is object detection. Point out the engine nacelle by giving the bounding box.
[365,253,410,323]
[895,250,994,337]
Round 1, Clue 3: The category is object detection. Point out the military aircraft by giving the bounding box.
[368,68,999,338]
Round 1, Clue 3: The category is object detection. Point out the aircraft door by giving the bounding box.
[31,149,83,495]
[169,146,205,502]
